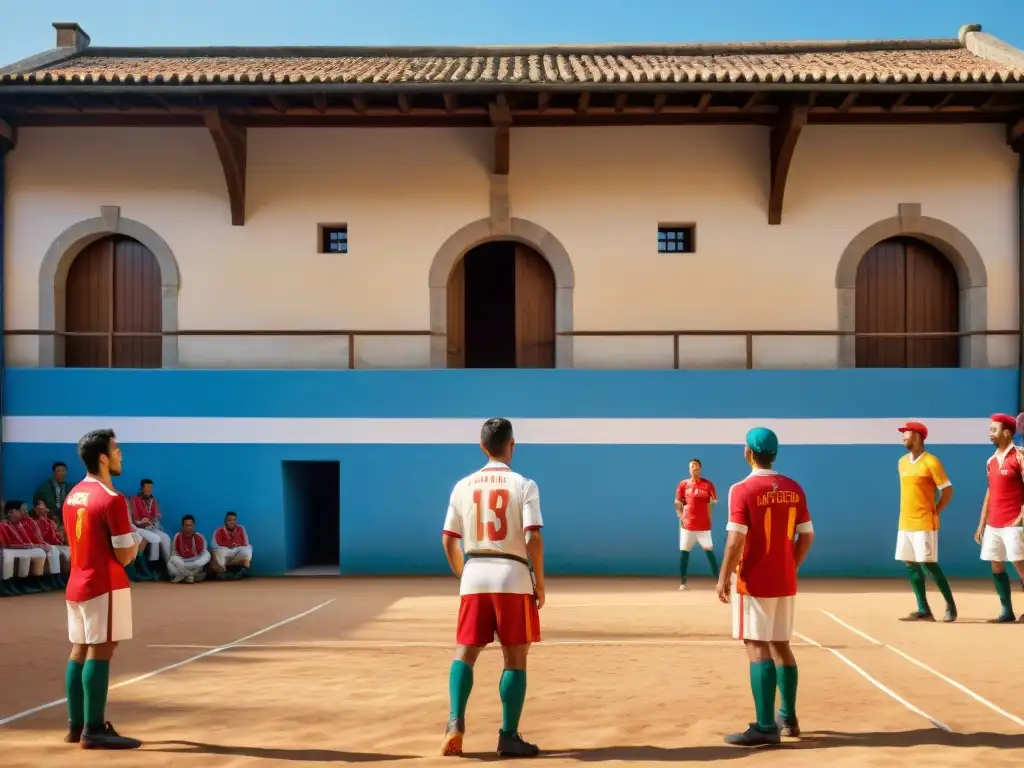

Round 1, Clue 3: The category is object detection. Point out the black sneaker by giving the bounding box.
[990,611,1016,623]
[943,604,958,623]
[900,610,935,622]
[497,729,540,757]
[725,723,781,747]
[440,717,464,756]
[775,714,800,737]
[64,721,83,744]
[80,721,142,750]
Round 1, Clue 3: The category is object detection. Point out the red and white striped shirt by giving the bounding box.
[173,532,206,559]
[214,524,249,548]
[35,516,65,545]
[0,520,31,548]
[17,517,47,547]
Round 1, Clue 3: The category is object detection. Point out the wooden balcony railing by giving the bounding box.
[2,328,1019,370]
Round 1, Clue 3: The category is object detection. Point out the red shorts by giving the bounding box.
[456,592,541,647]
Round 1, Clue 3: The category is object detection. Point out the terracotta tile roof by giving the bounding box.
[3,33,1024,87]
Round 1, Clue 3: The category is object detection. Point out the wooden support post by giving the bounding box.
[768,105,808,226]
[489,96,511,176]
[203,108,247,226]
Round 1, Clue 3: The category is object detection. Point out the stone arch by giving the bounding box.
[38,206,181,367]
[428,217,575,367]
[835,207,988,368]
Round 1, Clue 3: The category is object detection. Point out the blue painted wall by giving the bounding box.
[2,368,1017,578]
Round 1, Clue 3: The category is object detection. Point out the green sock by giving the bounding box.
[749,660,777,730]
[65,660,85,727]
[776,665,798,720]
[679,550,690,584]
[499,669,527,734]
[993,571,1013,614]
[82,659,111,726]
[448,660,473,721]
[704,549,720,576]
[923,563,955,606]
[905,563,930,613]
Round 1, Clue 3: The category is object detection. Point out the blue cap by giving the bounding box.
[746,426,779,455]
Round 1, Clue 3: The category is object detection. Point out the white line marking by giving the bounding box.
[794,631,951,732]
[0,598,335,727]
[821,610,1024,729]
[145,638,812,650]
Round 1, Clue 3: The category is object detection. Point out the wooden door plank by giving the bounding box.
[905,240,959,367]
[65,237,113,368]
[855,239,906,367]
[446,258,466,368]
[514,245,555,368]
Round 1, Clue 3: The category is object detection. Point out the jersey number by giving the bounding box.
[75,508,86,541]
[763,506,797,554]
[473,488,509,542]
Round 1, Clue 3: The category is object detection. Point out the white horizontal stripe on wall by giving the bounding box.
[1,416,988,446]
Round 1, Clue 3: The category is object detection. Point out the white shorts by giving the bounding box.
[67,588,133,645]
[895,530,938,563]
[981,526,1024,563]
[680,528,713,551]
[732,588,795,642]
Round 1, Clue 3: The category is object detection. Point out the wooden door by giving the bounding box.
[514,245,555,368]
[65,238,114,368]
[905,241,959,367]
[855,237,959,368]
[65,235,162,368]
[446,258,466,368]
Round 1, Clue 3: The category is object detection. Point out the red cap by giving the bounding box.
[991,413,1017,431]
[898,421,928,440]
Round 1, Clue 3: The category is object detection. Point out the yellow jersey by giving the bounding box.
[897,451,951,532]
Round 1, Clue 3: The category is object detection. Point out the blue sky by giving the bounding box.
[0,0,1021,64]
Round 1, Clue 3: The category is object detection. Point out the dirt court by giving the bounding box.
[2,577,1023,767]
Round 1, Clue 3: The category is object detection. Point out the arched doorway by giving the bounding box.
[64,235,163,368]
[446,241,556,368]
[855,237,959,368]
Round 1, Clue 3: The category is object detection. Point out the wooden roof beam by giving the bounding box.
[1010,117,1024,153]
[768,105,808,225]
[0,118,17,153]
[203,107,247,226]
[489,95,511,175]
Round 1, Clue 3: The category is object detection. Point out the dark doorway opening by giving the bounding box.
[281,460,340,573]
[464,242,517,368]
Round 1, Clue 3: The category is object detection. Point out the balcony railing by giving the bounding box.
[2,328,1018,369]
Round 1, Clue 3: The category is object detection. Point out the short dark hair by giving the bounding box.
[4,499,22,516]
[689,458,702,467]
[77,429,117,475]
[225,511,237,520]
[52,461,67,471]
[480,418,514,456]
[752,451,776,469]
[140,478,153,487]
[181,514,195,524]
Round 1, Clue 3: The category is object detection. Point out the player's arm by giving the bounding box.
[522,480,546,608]
[792,493,815,567]
[673,481,685,518]
[717,484,748,603]
[974,488,990,544]
[930,457,954,514]
[441,487,464,579]
[107,495,139,566]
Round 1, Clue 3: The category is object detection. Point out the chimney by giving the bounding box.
[53,22,91,51]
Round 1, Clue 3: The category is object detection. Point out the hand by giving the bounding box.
[716,577,731,604]
[974,526,985,545]
[534,582,546,610]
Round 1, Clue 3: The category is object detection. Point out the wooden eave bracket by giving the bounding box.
[0,118,16,153]
[203,108,247,226]
[768,106,809,225]
[489,96,511,176]
[1009,117,1024,154]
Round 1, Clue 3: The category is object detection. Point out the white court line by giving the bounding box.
[146,638,813,650]
[0,598,336,727]
[821,610,1024,729]
[794,631,951,732]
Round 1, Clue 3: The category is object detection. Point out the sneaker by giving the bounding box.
[943,604,958,623]
[440,717,464,756]
[64,721,83,744]
[678,584,687,591]
[775,714,800,737]
[725,723,781,747]
[170,574,184,584]
[496,729,540,758]
[990,611,1016,624]
[899,610,935,622]
[80,722,142,750]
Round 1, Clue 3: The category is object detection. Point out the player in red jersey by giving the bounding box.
[674,458,719,589]
[61,429,142,750]
[717,427,815,747]
[974,413,1024,623]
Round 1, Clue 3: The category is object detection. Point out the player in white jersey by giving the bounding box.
[440,418,545,759]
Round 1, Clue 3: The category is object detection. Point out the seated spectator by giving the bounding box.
[167,515,210,584]
[19,500,64,589]
[32,499,70,586]
[119,491,157,582]
[211,512,252,580]
[130,479,172,577]
[1,500,49,594]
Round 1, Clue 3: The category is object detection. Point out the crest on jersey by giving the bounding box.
[771,480,779,492]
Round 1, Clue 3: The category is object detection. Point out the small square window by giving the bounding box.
[657,225,696,254]
[319,224,349,254]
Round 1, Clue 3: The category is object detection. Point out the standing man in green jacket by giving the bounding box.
[34,462,70,532]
